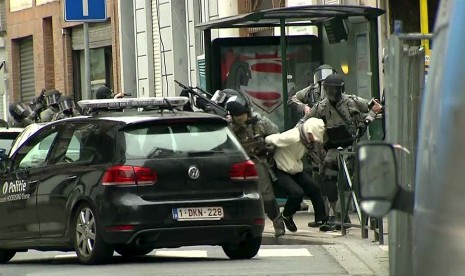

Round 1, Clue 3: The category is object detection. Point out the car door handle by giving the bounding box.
[67,175,77,180]
[28,180,38,184]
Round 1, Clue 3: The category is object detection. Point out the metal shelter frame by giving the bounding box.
[196,5,385,130]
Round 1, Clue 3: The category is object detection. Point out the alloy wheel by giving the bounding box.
[75,207,96,258]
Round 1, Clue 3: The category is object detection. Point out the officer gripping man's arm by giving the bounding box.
[224,93,286,238]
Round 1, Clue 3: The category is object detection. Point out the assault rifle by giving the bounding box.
[174,80,228,117]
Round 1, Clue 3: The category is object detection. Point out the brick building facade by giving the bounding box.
[5,0,121,103]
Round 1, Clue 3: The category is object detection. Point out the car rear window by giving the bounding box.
[123,123,244,159]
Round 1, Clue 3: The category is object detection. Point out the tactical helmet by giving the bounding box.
[323,73,345,104]
[44,89,61,107]
[225,95,250,116]
[58,96,76,112]
[96,86,113,99]
[313,64,337,84]
[211,88,248,108]
[9,102,32,120]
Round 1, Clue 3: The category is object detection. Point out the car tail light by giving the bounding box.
[229,160,258,181]
[102,165,157,186]
[106,225,135,232]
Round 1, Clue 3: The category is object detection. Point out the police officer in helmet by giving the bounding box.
[40,89,61,122]
[288,64,337,115]
[301,73,382,231]
[51,96,81,121]
[96,85,125,99]
[225,93,286,237]
[9,102,34,127]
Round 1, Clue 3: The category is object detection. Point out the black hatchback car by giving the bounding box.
[0,97,265,265]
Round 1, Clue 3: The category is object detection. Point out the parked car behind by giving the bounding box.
[0,127,24,157]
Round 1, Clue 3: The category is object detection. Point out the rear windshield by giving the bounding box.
[123,123,244,159]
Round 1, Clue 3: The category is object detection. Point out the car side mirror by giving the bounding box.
[355,142,414,217]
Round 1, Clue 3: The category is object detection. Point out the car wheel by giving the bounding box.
[0,249,16,264]
[72,204,113,265]
[115,246,153,258]
[222,236,261,260]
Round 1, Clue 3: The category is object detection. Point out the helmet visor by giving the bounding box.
[326,86,342,104]
[59,99,75,111]
[45,93,60,106]
[314,68,335,83]
[211,90,227,105]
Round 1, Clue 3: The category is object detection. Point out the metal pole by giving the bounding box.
[279,19,289,130]
[419,0,431,57]
[84,22,92,99]
[204,30,212,94]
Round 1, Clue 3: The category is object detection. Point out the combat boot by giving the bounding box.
[272,215,286,237]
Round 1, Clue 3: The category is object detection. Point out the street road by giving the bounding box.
[0,244,374,276]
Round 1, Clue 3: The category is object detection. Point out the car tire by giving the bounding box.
[222,236,261,260]
[72,203,114,265]
[0,249,16,264]
[115,246,153,258]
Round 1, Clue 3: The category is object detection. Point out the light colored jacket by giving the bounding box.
[265,118,325,174]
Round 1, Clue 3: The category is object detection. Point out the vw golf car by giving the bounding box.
[0,97,265,265]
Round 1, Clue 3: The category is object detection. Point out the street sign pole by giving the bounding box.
[84,23,91,99]
[64,0,107,99]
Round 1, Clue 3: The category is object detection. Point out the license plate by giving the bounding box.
[172,207,224,221]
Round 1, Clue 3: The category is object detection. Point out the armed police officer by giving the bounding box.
[224,94,286,238]
[288,64,337,115]
[51,96,81,121]
[8,102,35,127]
[301,73,382,231]
[40,89,61,123]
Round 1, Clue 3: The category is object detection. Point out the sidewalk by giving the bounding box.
[261,209,390,275]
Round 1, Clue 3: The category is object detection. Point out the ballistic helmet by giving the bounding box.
[44,89,61,107]
[96,86,113,99]
[225,94,250,116]
[323,73,344,104]
[211,88,246,107]
[58,96,76,112]
[314,64,337,84]
[9,102,32,120]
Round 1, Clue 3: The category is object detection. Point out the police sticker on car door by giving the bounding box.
[172,207,224,221]
[0,180,31,203]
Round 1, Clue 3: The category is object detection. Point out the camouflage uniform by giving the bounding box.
[302,93,375,228]
[51,109,81,121]
[229,112,285,236]
[40,106,60,123]
[288,83,322,115]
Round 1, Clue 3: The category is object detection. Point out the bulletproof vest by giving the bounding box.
[319,96,362,149]
[230,116,267,157]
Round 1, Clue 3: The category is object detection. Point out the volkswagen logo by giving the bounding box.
[188,166,200,180]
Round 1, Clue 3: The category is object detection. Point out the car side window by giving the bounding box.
[49,124,99,165]
[12,128,60,170]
